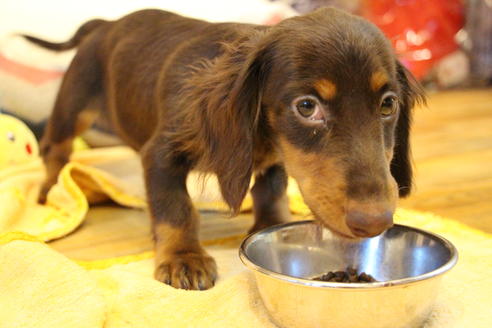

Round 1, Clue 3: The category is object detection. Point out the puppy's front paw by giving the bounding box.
[155,251,217,290]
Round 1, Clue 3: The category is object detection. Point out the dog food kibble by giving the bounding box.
[313,267,377,283]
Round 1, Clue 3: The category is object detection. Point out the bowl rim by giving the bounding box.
[239,220,458,289]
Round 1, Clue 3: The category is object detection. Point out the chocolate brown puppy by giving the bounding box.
[25,7,424,290]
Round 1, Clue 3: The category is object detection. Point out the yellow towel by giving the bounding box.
[0,147,145,241]
[1,209,491,328]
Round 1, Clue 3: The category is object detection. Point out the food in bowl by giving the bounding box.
[313,267,377,282]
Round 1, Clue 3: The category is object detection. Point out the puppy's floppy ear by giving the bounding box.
[216,38,273,213]
[178,33,273,213]
[391,61,426,197]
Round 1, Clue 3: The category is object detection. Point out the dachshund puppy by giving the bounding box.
[26,7,424,290]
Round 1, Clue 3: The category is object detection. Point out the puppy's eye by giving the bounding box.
[293,97,324,123]
[297,99,316,117]
[380,93,398,117]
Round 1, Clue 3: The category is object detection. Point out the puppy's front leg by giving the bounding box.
[249,164,291,233]
[141,140,217,290]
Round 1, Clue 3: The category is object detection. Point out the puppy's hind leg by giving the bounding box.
[38,44,102,203]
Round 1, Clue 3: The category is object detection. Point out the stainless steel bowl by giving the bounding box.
[239,221,458,328]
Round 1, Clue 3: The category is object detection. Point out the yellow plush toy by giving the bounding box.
[0,113,91,171]
[0,113,39,169]
[0,113,96,241]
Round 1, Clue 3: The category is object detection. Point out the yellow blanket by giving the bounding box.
[1,146,491,327]
[0,148,145,241]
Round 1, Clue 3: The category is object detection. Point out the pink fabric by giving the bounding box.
[0,53,64,85]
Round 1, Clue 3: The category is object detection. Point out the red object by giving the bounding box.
[362,0,464,79]
[26,143,32,155]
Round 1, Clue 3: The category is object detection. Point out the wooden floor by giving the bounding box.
[399,89,492,232]
[50,89,492,260]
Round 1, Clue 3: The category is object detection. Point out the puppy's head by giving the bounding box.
[221,8,424,238]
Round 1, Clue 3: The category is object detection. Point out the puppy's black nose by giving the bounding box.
[346,210,393,237]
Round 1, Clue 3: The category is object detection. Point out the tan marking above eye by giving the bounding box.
[314,79,337,100]
[370,71,389,91]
